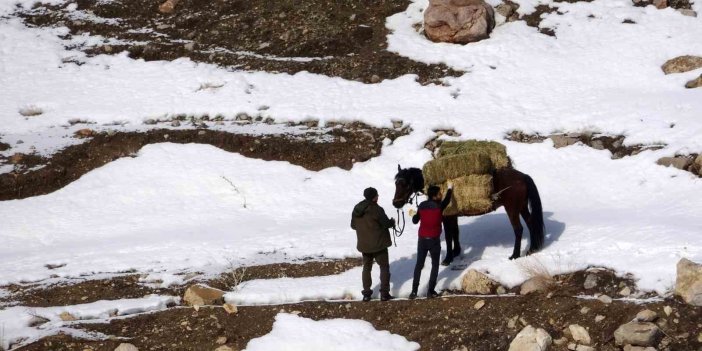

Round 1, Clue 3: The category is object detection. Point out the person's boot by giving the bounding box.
[427,290,441,299]
[362,294,372,302]
[408,291,417,300]
[453,246,462,258]
[441,256,452,266]
[380,294,395,301]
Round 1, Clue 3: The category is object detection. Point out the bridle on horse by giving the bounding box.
[392,177,420,247]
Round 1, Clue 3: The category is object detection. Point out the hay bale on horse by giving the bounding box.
[393,140,544,260]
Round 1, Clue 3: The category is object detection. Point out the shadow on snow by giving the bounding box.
[373,211,566,296]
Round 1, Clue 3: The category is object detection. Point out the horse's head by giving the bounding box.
[392,165,424,209]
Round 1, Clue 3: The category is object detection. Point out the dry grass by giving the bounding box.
[423,152,493,185]
[439,175,493,216]
[222,176,248,208]
[218,266,248,292]
[517,257,556,291]
[437,140,511,169]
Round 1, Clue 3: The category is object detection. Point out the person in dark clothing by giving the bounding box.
[351,187,396,302]
[408,182,453,299]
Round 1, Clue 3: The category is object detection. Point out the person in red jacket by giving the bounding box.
[408,182,453,299]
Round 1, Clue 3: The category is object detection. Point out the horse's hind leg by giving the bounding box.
[507,207,523,260]
[447,216,461,257]
[441,216,460,265]
[520,207,536,255]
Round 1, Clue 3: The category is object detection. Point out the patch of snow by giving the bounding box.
[244,313,420,351]
[139,272,187,288]
[0,295,178,350]
[65,9,120,25]
[204,47,334,63]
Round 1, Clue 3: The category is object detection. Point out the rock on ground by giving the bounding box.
[28,315,50,327]
[550,134,580,148]
[569,324,592,345]
[461,269,497,294]
[656,156,692,170]
[567,343,595,351]
[520,276,552,295]
[583,273,598,289]
[59,311,77,321]
[597,294,613,304]
[75,128,94,138]
[661,55,702,74]
[685,74,702,89]
[675,258,702,306]
[223,303,238,314]
[508,325,552,351]
[623,345,657,351]
[114,343,139,351]
[424,0,496,44]
[495,1,519,19]
[158,0,180,14]
[635,309,658,322]
[691,154,702,176]
[677,8,697,16]
[614,322,661,347]
[183,284,226,306]
[663,305,673,316]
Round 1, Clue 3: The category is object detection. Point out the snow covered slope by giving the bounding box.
[1,0,701,303]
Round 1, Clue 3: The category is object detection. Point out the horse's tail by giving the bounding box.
[524,174,545,251]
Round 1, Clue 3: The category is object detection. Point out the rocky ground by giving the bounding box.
[505,130,702,178]
[3,263,701,351]
[16,0,461,84]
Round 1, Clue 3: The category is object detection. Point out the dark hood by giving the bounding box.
[352,200,372,217]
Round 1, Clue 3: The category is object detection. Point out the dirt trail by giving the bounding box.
[2,258,363,307]
[0,123,407,201]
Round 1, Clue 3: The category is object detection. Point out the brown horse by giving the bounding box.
[392,165,544,260]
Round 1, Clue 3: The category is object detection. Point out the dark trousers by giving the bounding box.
[412,237,441,293]
[362,248,390,297]
[443,216,461,261]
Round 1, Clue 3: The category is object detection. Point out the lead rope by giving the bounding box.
[392,208,406,247]
[392,191,418,247]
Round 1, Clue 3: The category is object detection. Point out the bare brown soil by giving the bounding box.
[18,0,461,84]
[15,275,702,351]
[0,122,407,201]
[2,258,363,308]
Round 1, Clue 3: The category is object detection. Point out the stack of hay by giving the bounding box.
[423,140,511,216]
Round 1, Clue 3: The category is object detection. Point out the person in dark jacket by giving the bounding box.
[351,187,396,302]
[408,182,453,299]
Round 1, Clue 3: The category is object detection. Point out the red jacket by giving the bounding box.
[412,189,453,239]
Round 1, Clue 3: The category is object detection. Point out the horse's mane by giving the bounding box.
[395,167,424,192]
[394,167,422,181]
